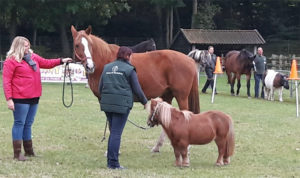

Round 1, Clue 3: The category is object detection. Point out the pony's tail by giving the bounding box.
[188,72,200,114]
[226,117,235,157]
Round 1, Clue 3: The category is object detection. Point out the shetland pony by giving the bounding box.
[263,69,289,102]
[147,98,235,167]
[188,49,211,82]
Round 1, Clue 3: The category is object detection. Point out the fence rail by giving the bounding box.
[267,54,300,70]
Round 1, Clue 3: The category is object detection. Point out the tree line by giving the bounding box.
[0,0,299,58]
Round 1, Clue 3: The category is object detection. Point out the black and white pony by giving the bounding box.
[263,69,289,102]
[129,38,156,53]
[187,49,211,81]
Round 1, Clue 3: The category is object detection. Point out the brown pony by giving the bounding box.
[223,49,256,97]
[147,98,235,167]
[71,26,200,151]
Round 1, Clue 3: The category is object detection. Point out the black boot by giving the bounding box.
[23,140,35,157]
[202,80,211,93]
[13,140,26,161]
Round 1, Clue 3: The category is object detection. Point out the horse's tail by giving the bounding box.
[226,117,235,157]
[188,72,200,114]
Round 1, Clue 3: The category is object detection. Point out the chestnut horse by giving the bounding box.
[147,98,235,167]
[223,49,256,97]
[71,25,200,152]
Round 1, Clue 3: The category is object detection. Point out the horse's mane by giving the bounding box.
[157,101,192,128]
[90,34,115,58]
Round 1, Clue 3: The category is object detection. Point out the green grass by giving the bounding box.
[0,73,300,178]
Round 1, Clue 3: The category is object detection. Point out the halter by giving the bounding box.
[74,49,92,62]
[149,103,161,122]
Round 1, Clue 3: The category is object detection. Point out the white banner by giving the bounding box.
[41,63,88,83]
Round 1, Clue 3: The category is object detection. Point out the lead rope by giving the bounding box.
[62,62,73,108]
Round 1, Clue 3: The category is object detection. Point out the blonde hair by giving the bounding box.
[6,36,32,62]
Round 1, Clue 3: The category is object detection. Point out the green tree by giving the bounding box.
[150,0,185,47]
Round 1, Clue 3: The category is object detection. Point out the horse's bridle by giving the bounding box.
[149,103,161,123]
[74,48,91,62]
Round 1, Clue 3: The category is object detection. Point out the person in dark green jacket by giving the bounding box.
[98,46,147,170]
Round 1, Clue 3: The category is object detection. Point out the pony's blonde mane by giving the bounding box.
[156,101,192,129]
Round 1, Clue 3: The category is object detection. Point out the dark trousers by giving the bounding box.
[202,67,216,93]
[105,110,130,168]
[254,73,264,98]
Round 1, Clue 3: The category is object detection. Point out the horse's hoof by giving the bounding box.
[248,96,251,99]
[182,163,190,167]
[215,162,224,166]
[151,148,160,153]
[231,93,234,96]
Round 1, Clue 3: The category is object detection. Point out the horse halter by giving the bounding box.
[74,48,91,62]
[149,103,161,123]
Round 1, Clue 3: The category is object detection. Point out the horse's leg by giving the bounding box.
[246,74,251,98]
[226,70,231,84]
[236,74,241,96]
[181,145,190,167]
[215,138,226,166]
[271,88,274,101]
[151,93,173,153]
[279,87,283,102]
[173,146,182,167]
[230,74,236,96]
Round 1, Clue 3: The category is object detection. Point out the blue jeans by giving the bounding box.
[105,111,130,168]
[254,73,264,98]
[12,103,38,141]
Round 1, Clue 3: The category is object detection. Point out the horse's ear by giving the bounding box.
[71,25,77,37]
[85,25,92,35]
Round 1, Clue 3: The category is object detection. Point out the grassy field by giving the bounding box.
[0,73,299,178]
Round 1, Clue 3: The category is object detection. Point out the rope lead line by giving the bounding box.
[62,62,73,108]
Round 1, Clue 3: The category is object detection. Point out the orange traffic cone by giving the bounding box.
[288,59,300,80]
[214,56,223,74]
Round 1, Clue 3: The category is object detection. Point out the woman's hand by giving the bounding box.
[7,99,14,111]
[61,58,73,63]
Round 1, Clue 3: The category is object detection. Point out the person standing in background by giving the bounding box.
[253,47,267,98]
[201,46,217,94]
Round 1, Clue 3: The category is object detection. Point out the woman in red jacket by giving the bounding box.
[2,36,72,161]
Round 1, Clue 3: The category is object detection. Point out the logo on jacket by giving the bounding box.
[112,66,118,72]
[106,65,123,75]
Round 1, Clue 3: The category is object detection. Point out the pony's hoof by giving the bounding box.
[248,96,251,99]
[151,148,160,153]
[215,162,224,166]
[182,163,190,167]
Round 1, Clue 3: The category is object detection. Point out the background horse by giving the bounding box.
[129,38,156,53]
[187,49,211,82]
[223,49,256,97]
[263,69,289,102]
[71,25,200,152]
[147,98,235,167]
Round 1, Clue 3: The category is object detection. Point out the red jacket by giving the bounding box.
[2,53,61,100]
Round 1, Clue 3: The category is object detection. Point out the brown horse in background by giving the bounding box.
[71,25,200,152]
[223,49,256,97]
[147,98,235,167]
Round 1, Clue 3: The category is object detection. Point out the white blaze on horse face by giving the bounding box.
[81,37,94,71]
